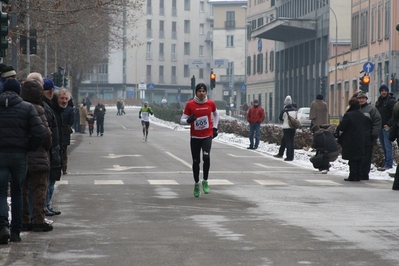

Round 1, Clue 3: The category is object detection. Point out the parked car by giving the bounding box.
[297,107,311,127]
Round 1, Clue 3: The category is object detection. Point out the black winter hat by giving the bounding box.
[3,79,21,95]
[195,83,207,93]
[316,94,324,100]
[379,84,389,92]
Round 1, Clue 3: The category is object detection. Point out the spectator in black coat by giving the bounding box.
[336,98,367,182]
[61,98,74,175]
[0,79,47,243]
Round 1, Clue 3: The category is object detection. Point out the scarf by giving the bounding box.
[194,95,208,104]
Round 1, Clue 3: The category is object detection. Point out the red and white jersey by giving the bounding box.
[183,100,218,138]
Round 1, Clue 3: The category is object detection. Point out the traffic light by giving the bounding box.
[359,74,370,92]
[391,77,399,92]
[0,10,8,57]
[320,76,327,96]
[210,72,216,89]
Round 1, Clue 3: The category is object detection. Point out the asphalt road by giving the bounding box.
[1,111,399,266]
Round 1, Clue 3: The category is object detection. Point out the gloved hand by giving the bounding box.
[186,115,196,124]
[213,128,218,139]
[333,130,340,139]
[139,115,142,119]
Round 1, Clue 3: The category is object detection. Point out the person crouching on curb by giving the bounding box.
[180,83,219,197]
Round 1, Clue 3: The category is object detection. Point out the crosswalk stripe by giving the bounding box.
[254,180,287,185]
[305,180,342,186]
[94,180,124,185]
[57,180,69,185]
[208,179,234,185]
[148,180,179,185]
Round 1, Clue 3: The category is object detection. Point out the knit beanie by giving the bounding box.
[379,84,389,92]
[1,66,17,78]
[316,94,324,100]
[195,83,207,93]
[284,95,292,105]
[2,79,21,95]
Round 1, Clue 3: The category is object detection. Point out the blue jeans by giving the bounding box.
[0,152,27,232]
[379,128,393,168]
[46,178,55,209]
[249,123,261,148]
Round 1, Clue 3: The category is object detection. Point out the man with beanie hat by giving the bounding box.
[375,84,396,171]
[357,92,381,179]
[309,94,328,127]
[246,99,265,149]
[180,83,219,197]
[1,66,17,80]
[0,78,47,243]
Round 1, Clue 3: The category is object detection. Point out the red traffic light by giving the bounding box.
[362,75,370,85]
[210,73,216,80]
[390,78,394,85]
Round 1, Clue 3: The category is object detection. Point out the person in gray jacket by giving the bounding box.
[0,79,47,243]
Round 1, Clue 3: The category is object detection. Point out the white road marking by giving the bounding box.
[148,180,179,185]
[104,165,156,171]
[94,180,124,185]
[305,180,342,186]
[208,179,234,185]
[254,180,287,185]
[57,180,69,185]
[165,151,192,168]
[102,154,142,158]
[228,154,264,158]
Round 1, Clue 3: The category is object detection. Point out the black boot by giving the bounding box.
[393,177,399,190]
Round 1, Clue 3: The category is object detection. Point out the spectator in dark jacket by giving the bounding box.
[94,100,106,136]
[310,124,339,173]
[336,98,367,182]
[357,92,382,180]
[61,98,74,175]
[20,79,53,232]
[0,79,47,243]
[375,84,396,171]
[278,96,297,161]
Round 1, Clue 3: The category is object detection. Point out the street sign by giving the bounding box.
[211,59,228,69]
[188,59,207,69]
[147,83,154,90]
[363,62,374,73]
[240,84,247,91]
[138,83,147,90]
[229,82,233,89]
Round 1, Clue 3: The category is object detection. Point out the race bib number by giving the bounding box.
[194,115,209,130]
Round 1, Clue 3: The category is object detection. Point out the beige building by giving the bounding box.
[329,0,399,117]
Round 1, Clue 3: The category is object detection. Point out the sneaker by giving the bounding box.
[253,146,258,149]
[202,180,210,194]
[45,218,54,225]
[321,170,328,174]
[32,223,53,232]
[284,158,293,161]
[9,232,21,242]
[101,133,103,136]
[48,208,61,215]
[273,154,283,158]
[247,146,254,149]
[194,184,201,197]
[0,227,10,244]
[45,208,55,216]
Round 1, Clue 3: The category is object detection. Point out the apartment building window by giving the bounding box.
[257,53,263,73]
[246,25,251,40]
[146,42,152,59]
[172,0,177,16]
[199,45,204,57]
[147,19,152,38]
[147,0,152,14]
[184,42,190,55]
[172,22,177,39]
[225,11,235,28]
[159,20,164,39]
[184,20,190,33]
[171,44,177,61]
[251,20,256,30]
[146,65,152,83]
[247,56,251,76]
[227,62,234,76]
[351,13,359,48]
[257,17,264,28]
[159,43,164,60]
[199,24,204,35]
[159,66,164,84]
[264,52,268,73]
[270,51,274,72]
[184,64,189,77]
[384,0,390,39]
[377,2,382,40]
[200,1,204,12]
[199,69,204,79]
[252,55,256,75]
[371,5,376,42]
[226,35,234,47]
[184,0,190,11]
[360,10,368,46]
[171,66,177,84]
[159,0,164,15]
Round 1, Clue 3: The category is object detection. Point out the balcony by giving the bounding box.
[252,17,316,42]
[225,20,235,29]
[219,75,245,84]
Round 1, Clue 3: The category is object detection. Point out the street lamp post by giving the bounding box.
[135,39,153,100]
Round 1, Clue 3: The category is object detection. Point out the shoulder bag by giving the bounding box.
[285,110,301,129]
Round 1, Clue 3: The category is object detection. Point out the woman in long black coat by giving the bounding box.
[336,98,367,181]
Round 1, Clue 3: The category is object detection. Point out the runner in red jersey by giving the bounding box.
[180,83,219,197]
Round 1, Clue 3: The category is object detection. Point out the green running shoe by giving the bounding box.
[202,180,210,194]
[194,184,201,197]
